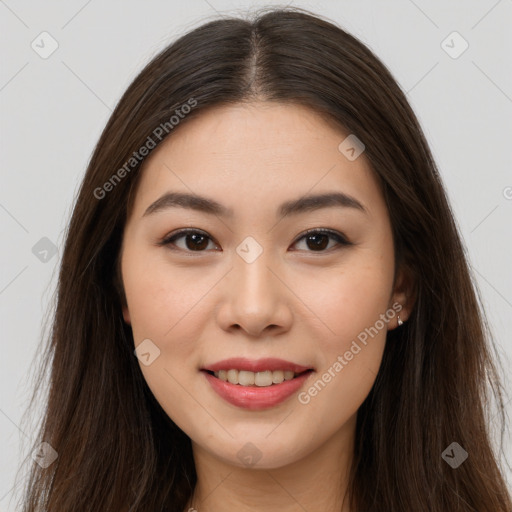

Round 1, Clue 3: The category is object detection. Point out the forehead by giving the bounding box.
[129,101,384,222]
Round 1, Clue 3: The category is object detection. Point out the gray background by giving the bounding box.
[1,0,511,509]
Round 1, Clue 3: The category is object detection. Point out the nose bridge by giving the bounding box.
[214,232,295,336]
[221,233,291,333]
[232,237,277,308]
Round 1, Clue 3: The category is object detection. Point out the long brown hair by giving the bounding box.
[16,6,512,511]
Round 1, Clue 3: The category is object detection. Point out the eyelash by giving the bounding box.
[157,228,353,254]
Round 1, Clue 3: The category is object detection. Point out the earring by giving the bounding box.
[397,315,404,326]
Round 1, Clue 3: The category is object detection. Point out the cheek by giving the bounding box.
[306,253,394,349]
[122,247,211,343]
[122,250,210,429]
[297,248,393,412]
[294,272,391,441]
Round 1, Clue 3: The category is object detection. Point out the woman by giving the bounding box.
[17,6,512,511]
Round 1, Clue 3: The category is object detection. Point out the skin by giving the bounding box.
[120,101,413,512]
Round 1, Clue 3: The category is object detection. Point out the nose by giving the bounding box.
[215,248,293,338]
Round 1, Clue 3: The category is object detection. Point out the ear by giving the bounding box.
[122,305,131,325]
[388,264,415,330]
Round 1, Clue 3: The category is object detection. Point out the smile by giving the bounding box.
[201,357,315,410]
[210,369,308,387]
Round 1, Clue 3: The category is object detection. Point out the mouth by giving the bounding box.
[201,357,315,410]
[200,358,315,410]
[203,368,314,387]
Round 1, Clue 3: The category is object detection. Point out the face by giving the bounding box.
[120,101,409,469]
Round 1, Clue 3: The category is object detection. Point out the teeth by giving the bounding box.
[272,370,284,384]
[226,369,239,384]
[254,370,272,386]
[213,369,299,387]
[283,370,294,381]
[238,370,254,386]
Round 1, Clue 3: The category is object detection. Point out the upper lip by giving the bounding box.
[202,357,313,373]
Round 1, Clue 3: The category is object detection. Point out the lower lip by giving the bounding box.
[202,370,313,410]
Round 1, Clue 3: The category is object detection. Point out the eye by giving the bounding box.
[292,228,352,252]
[158,228,352,253]
[158,229,219,252]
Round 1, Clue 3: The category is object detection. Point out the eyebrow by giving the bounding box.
[142,191,367,219]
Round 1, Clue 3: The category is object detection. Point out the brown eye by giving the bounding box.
[160,230,218,252]
[182,232,210,251]
[159,228,351,254]
[292,229,352,252]
[304,233,330,250]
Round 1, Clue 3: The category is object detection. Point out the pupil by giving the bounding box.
[187,234,208,250]
[307,234,328,250]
